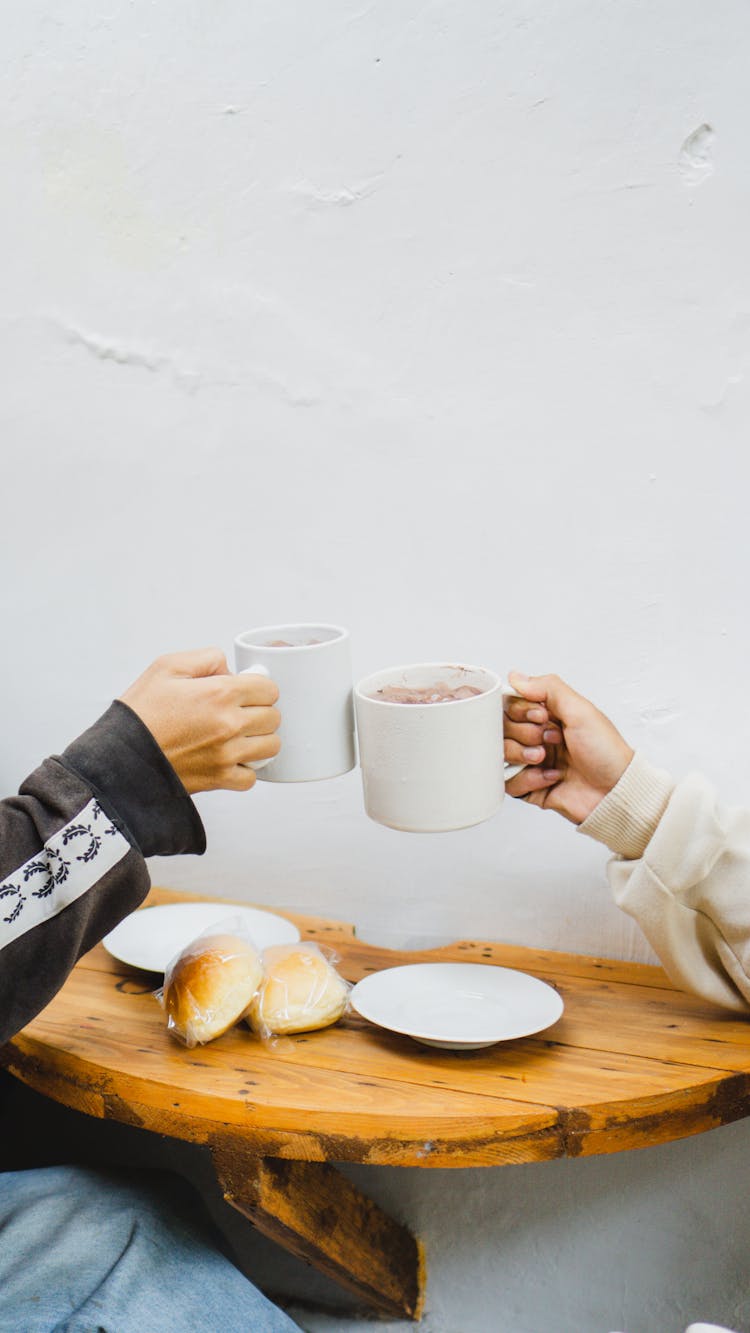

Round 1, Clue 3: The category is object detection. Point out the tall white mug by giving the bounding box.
[354,662,525,832]
[234,623,356,782]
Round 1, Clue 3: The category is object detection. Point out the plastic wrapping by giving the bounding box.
[247,941,350,1040]
[155,916,263,1048]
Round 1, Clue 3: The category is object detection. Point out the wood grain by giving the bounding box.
[213,1140,425,1319]
[6,885,750,1168]
[6,885,750,1322]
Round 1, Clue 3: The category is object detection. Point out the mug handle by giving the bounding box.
[239,664,274,771]
[502,684,527,783]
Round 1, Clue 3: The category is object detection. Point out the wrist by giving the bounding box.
[61,701,206,858]
[578,751,675,858]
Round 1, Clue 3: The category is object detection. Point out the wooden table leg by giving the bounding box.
[211,1141,425,1321]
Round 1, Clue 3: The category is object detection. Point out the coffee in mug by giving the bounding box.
[370,681,485,704]
[234,623,356,783]
[355,663,524,832]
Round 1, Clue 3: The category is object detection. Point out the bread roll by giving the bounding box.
[248,943,348,1036]
[164,933,263,1046]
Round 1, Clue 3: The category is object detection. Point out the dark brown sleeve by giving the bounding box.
[0,703,205,1043]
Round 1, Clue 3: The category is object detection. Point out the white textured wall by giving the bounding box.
[3,4,750,1330]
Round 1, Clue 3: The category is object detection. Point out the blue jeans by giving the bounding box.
[0,1165,300,1332]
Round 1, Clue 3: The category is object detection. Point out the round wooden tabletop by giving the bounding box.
[5,886,750,1169]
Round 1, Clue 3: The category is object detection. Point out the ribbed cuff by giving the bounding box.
[578,751,675,860]
[60,700,206,858]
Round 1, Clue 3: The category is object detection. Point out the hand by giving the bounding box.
[119,649,281,794]
[503,672,634,824]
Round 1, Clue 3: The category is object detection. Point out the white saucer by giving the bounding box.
[102,902,300,973]
[350,962,563,1049]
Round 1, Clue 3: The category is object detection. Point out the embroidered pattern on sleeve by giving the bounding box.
[0,800,130,949]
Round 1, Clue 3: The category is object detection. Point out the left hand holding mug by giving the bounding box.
[503,671,634,824]
[120,648,281,793]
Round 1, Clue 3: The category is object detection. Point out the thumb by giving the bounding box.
[508,671,587,726]
[156,647,230,679]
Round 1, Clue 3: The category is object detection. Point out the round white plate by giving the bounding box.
[102,902,300,973]
[350,962,563,1049]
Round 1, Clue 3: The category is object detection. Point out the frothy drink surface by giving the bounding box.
[373,681,484,704]
[266,639,322,647]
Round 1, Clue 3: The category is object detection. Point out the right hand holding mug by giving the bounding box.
[503,672,634,824]
[120,648,281,794]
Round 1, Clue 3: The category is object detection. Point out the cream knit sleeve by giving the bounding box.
[579,752,750,1013]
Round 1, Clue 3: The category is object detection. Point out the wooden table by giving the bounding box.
[4,886,750,1321]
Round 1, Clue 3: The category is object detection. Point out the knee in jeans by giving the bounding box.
[58,1167,187,1240]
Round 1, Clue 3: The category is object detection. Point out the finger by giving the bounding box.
[504,720,554,748]
[231,673,280,706]
[506,768,562,799]
[508,672,588,725]
[505,698,550,725]
[222,766,258,793]
[508,671,553,705]
[504,740,547,766]
[156,647,230,678]
[227,704,281,738]
[227,733,282,766]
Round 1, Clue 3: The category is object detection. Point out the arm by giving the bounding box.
[581,755,750,1012]
[1,649,280,1043]
[0,703,199,1044]
[504,673,750,1013]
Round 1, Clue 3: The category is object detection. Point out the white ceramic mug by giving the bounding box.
[683,1326,740,1333]
[234,623,356,783]
[354,662,524,832]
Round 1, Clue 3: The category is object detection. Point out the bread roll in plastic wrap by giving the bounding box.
[161,931,263,1047]
[248,942,349,1037]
